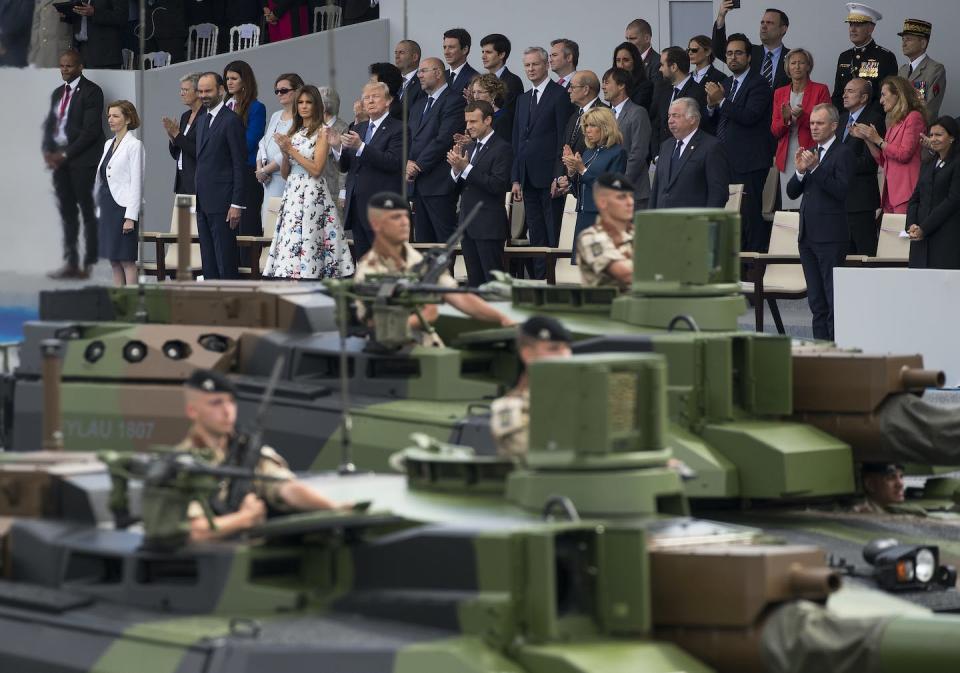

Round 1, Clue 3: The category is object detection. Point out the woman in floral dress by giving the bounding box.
[263,85,354,279]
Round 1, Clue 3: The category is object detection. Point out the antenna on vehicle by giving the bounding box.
[133,0,148,323]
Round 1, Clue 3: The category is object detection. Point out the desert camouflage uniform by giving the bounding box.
[576,221,633,291]
[490,387,529,460]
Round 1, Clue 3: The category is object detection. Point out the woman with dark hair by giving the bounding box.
[96,100,143,286]
[612,41,653,110]
[264,86,353,279]
[906,116,960,269]
[223,60,267,259]
[851,75,927,214]
[369,62,404,120]
[257,72,305,221]
[687,35,725,86]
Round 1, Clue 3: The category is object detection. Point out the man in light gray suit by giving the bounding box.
[319,86,349,221]
[897,19,946,119]
[602,67,652,209]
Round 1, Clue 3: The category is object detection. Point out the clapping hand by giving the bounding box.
[352,99,368,123]
[704,81,724,106]
[274,132,292,154]
[562,149,585,176]
[452,132,470,147]
[341,130,362,149]
[781,103,793,126]
[850,122,882,145]
[161,116,179,139]
[447,146,468,173]
[794,147,818,173]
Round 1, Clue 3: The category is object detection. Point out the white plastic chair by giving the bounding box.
[553,194,581,284]
[875,213,910,259]
[141,51,171,69]
[121,48,135,70]
[230,24,261,52]
[313,5,342,32]
[740,211,807,333]
[726,184,744,213]
[187,23,218,60]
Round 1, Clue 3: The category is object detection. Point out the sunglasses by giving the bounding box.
[687,47,701,53]
[274,87,293,95]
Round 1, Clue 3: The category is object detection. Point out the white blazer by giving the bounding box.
[95,133,144,221]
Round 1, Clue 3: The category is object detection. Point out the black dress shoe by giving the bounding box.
[46,264,82,280]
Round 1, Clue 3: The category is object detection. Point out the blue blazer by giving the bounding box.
[576,145,627,214]
[650,130,730,209]
[711,72,773,174]
[195,106,247,215]
[408,85,466,196]
[786,141,855,243]
[512,80,575,189]
[338,115,405,231]
[239,99,267,167]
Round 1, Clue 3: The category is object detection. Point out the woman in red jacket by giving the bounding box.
[851,76,927,213]
[770,48,830,209]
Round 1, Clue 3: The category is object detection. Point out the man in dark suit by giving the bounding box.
[480,33,524,108]
[705,33,774,252]
[625,18,660,82]
[549,38,577,88]
[787,104,855,341]
[648,46,708,157]
[194,72,246,280]
[56,0,127,69]
[554,71,605,206]
[603,68,653,209]
[837,78,884,255]
[329,81,404,259]
[42,49,104,279]
[448,101,513,286]
[443,27,477,97]
[512,46,574,279]
[712,2,790,90]
[650,98,729,209]
[407,57,466,242]
[394,39,424,111]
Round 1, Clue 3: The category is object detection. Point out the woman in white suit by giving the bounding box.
[96,100,143,286]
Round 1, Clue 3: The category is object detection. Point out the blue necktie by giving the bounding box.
[717,78,739,142]
[670,139,683,180]
[761,51,774,87]
[363,121,375,145]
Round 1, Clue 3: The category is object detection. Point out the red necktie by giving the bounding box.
[58,85,72,122]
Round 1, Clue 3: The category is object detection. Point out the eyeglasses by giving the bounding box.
[687,47,701,53]
[274,87,293,95]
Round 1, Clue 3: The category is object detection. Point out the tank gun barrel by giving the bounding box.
[789,564,841,596]
[899,367,945,390]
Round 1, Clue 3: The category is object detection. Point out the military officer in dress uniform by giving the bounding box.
[179,369,346,541]
[576,172,636,292]
[831,3,898,109]
[490,316,573,460]
[897,19,946,120]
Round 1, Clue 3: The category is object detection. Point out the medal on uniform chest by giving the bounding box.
[859,59,879,79]
[914,80,927,100]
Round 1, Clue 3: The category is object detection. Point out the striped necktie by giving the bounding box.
[716,78,739,142]
[761,51,774,86]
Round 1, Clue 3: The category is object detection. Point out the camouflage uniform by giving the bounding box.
[489,387,529,460]
[354,242,458,347]
[576,220,633,291]
[177,432,295,519]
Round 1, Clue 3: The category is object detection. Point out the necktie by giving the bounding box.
[558,77,566,87]
[843,115,855,141]
[761,51,774,86]
[364,121,375,144]
[446,69,453,83]
[671,87,681,102]
[469,141,484,165]
[423,97,435,116]
[670,139,684,179]
[531,88,539,107]
[57,84,72,122]
[716,79,739,142]
[227,99,236,111]
[908,63,914,77]
[571,108,585,143]
[728,77,740,101]
[816,146,824,163]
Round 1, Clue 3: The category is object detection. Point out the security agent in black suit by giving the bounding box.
[443,28,478,98]
[480,34,524,109]
[407,57,467,243]
[194,72,247,280]
[648,47,708,156]
[162,75,204,195]
[395,39,425,111]
[58,0,127,69]
[712,2,791,90]
[705,34,774,253]
[42,50,104,279]
[624,18,660,83]
[329,81,404,260]
[650,98,729,209]
[512,47,575,280]
[787,104,855,341]
[836,78,884,255]
[448,101,513,286]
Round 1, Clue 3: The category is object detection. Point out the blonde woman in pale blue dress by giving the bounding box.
[263,85,353,280]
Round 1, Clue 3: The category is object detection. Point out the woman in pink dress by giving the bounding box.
[851,76,927,214]
[263,1,310,43]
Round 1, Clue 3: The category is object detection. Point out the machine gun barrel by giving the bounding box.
[899,367,945,390]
